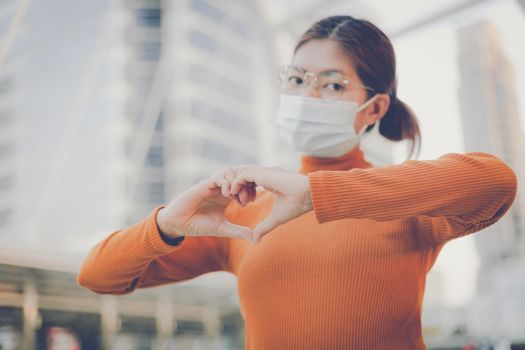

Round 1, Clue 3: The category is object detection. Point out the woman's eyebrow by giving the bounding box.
[291,65,353,78]
[322,69,342,75]
[311,67,352,76]
[321,69,352,77]
[322,70,356,81]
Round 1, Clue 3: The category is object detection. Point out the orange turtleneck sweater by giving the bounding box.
[78,148,517,349]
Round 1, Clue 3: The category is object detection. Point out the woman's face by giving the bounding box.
[291,38,389,134]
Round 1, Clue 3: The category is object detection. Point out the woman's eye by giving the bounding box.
[288,76,304,85]
[325,83,344,91]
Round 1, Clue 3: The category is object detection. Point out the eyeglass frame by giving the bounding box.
[278,65,376,100]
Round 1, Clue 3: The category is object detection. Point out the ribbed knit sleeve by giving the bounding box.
[77,205,230,294]
[308,152,517,246]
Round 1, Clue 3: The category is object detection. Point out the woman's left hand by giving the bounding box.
[230,166,313,243]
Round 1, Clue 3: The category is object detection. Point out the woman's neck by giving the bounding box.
[298,146,372,175]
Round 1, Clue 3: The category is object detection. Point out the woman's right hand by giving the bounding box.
[156,168,257,242]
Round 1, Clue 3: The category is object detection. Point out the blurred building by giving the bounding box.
[120,0,166,224]
[0,0,126,254]
[0,3,15,233]
[457,21,525,340]
[0,0,274,348]
[125,0,278,223]
[0,0,278,249]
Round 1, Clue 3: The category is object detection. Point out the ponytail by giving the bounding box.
[379,95,421,159]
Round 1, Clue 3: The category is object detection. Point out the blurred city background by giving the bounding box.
[0,0,524,349]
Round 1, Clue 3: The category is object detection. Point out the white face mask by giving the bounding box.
[274,94,377,157]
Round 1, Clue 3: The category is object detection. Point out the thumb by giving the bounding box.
[253,215,281,243]
[218,220,254,242]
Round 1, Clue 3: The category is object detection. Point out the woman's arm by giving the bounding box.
[77,168,255,294]
[308,152,517,245]
[230,153,517,245]
[77,206,232,294]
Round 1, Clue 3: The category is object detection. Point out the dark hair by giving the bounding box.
[295,16,421,159]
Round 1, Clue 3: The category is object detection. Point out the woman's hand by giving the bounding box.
[156,167,256,242]
[230,166,313,243]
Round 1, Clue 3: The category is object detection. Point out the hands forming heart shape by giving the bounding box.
[157,165,313,243]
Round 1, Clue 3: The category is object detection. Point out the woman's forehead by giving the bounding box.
[291,39,358,80]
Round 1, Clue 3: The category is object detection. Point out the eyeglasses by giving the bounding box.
[278,65,375,101]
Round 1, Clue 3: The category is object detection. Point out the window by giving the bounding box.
[0,110,10,128]
[135,8,161,27]
[0,78,10,95]
[145,145,164,167]
[188,30,252,69]
[189,29,217,52]
[191,100,256,137]
[147,182,165,203]
[136,41,161,60]
[0,208,11,226]
[188,64,253,102]
[0,175,12,192]
[0,143,13,159]
[201,139,256,164]
[190,0,250,39]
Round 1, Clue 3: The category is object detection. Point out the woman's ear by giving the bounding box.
[363,94,390,126]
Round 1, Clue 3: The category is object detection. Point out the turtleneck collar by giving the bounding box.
[298,146,372,175]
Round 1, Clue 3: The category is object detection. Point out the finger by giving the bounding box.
[212,176,225,193]
[224,168,242,199]
[238,187,250,206]
[212,174,232,199]
[213,168,237,198]
[216,168,237,199]
[221,181,230,198]
[218,221,254,242]
[230,172,254,195]
[253,216,280,243]
[251,184,257,201]
[249,185,256,203]
[235,194,245,208]
[231,165,283,196]
[231,170,278,196]
[223,168,237,182]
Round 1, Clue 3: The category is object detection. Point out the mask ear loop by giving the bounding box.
[354,94,378,144]
[356,94,378,112]
[356,123,368,137]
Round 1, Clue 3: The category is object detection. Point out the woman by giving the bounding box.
[78,16,517,349]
